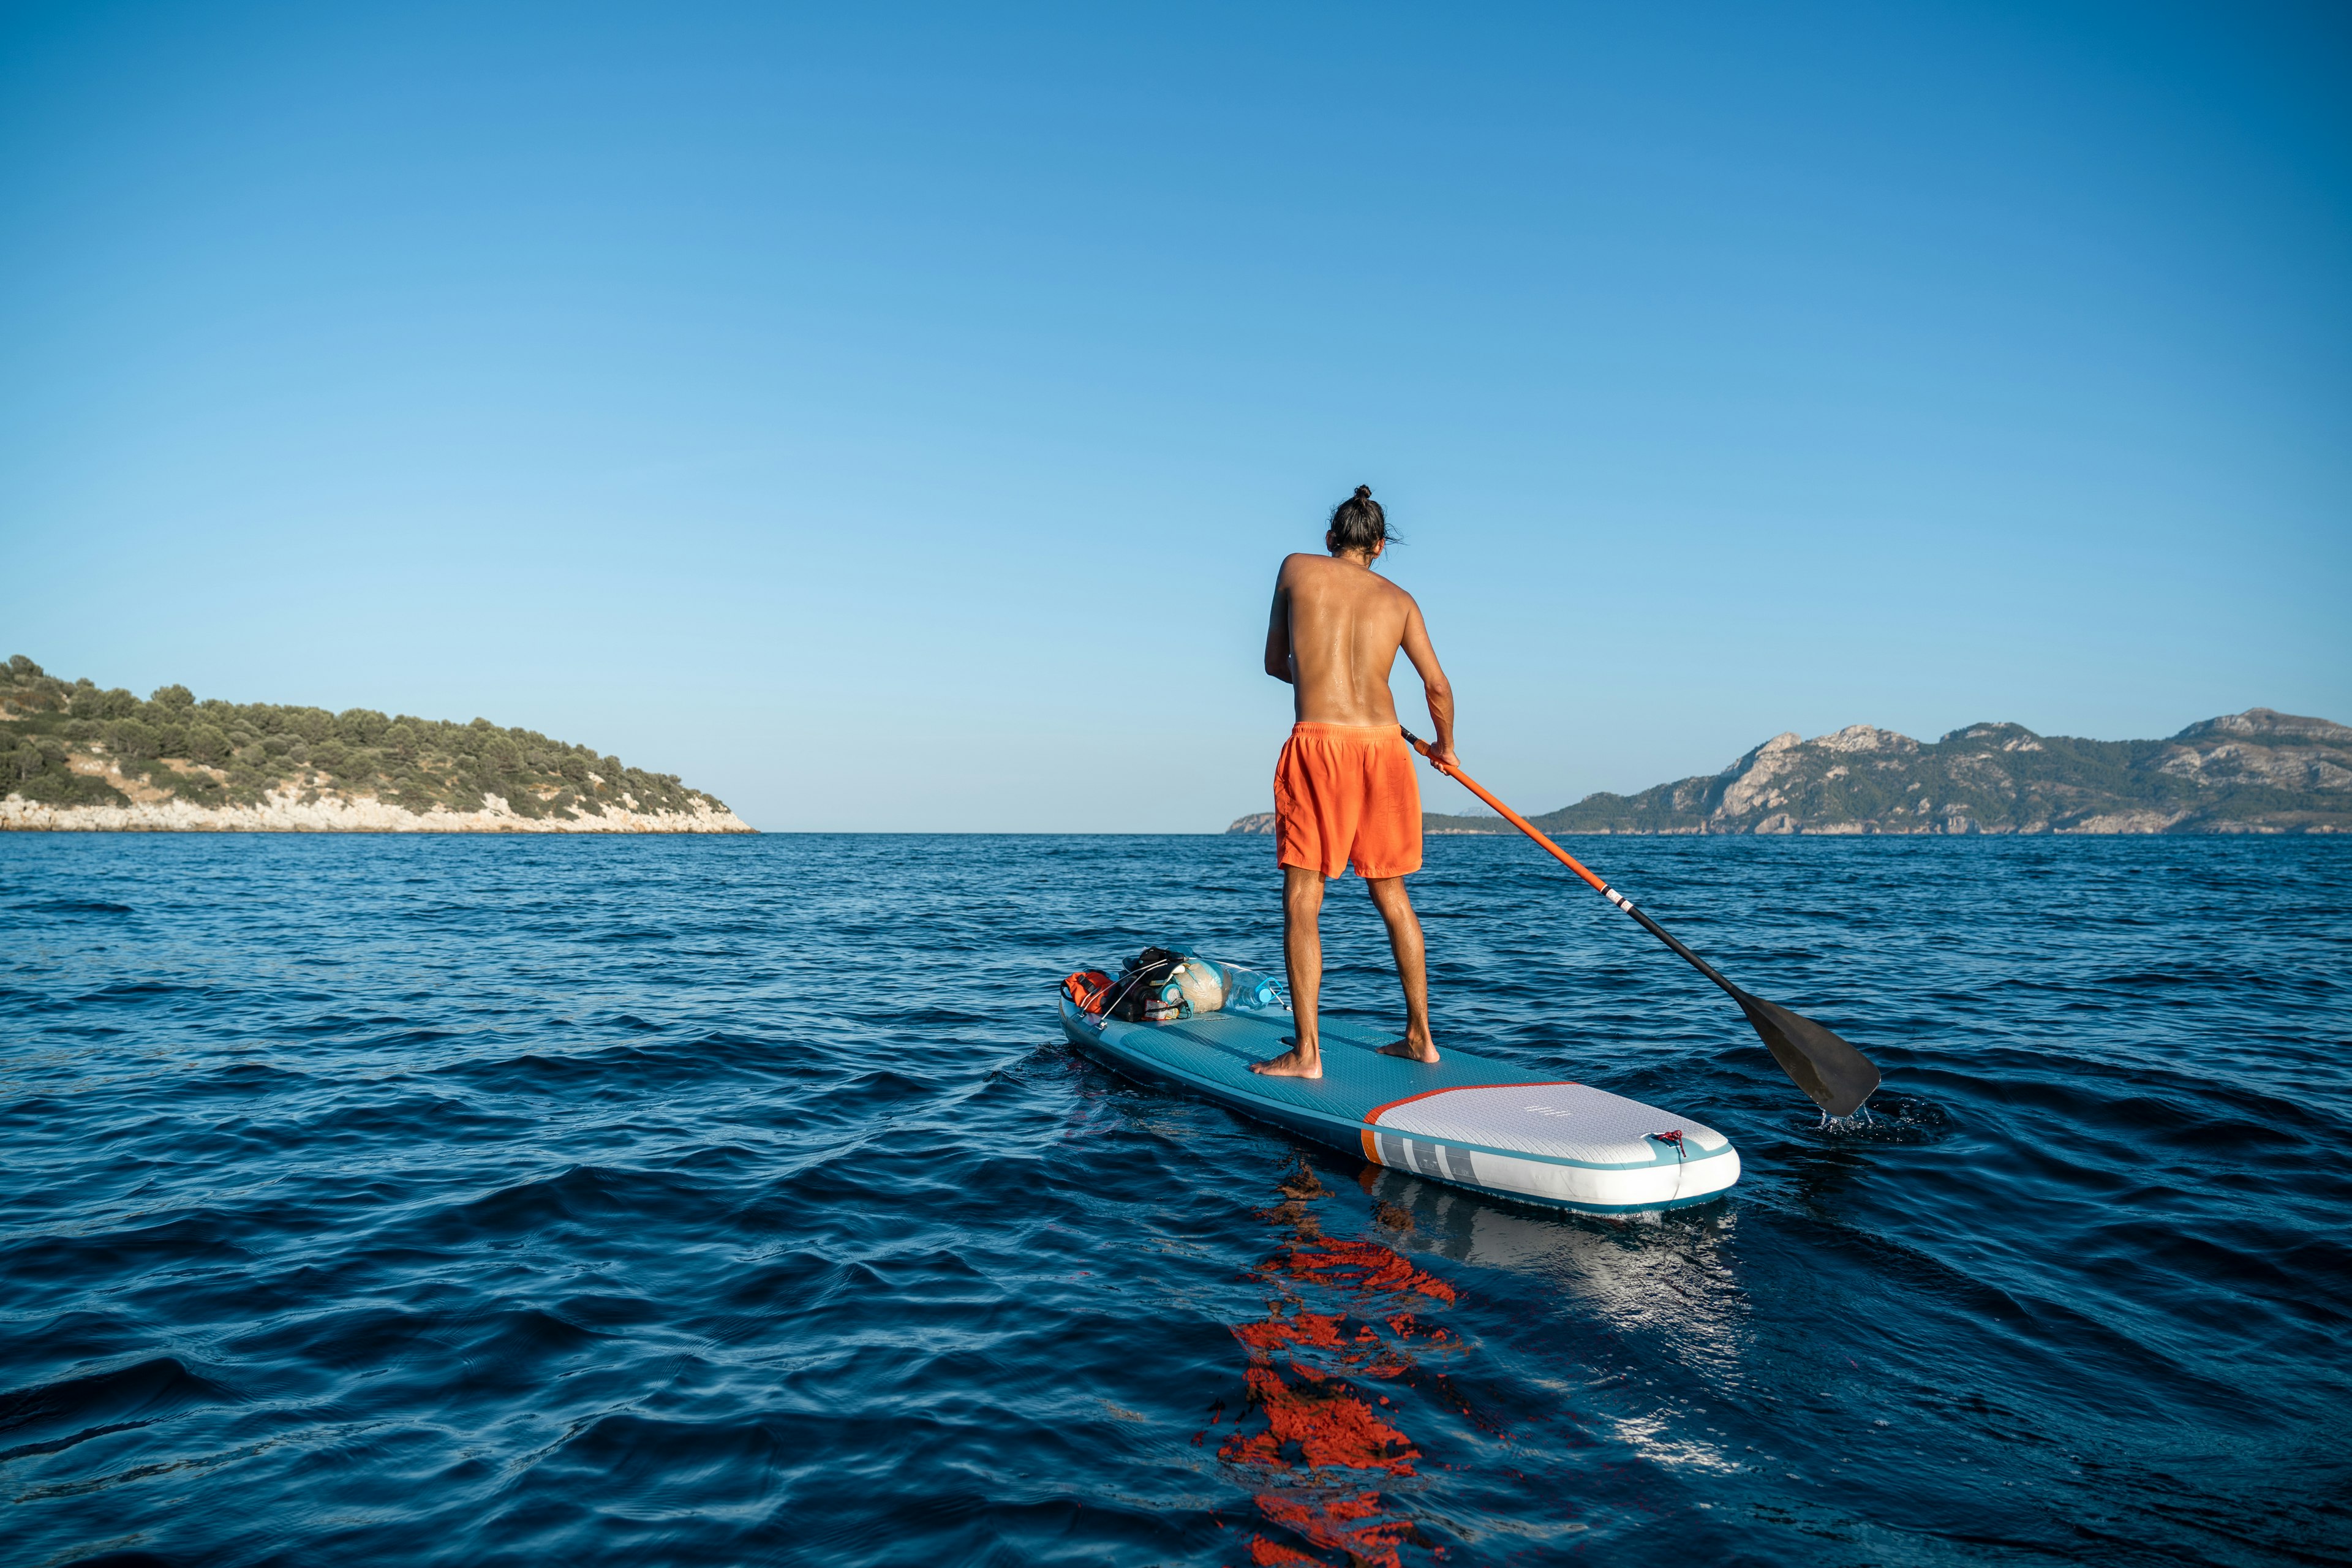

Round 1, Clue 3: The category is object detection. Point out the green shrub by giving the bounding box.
[22,770,128,807]
[337,708,390,745]
[105,718,160,759]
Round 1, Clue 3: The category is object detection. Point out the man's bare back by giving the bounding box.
[1250,487,1457,1080]
[1265,553,1428,728]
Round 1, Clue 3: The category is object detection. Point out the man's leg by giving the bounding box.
[1251,865,1327,1078]
[1366,876,1438,1063]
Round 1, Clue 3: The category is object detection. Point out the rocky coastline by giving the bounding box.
[3,786,752,834]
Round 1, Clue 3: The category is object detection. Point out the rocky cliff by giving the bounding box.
[1229,709,2351,836]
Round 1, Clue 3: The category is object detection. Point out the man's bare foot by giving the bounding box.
[1378,1036,1441,1064]
[1251,1039,1322,1079]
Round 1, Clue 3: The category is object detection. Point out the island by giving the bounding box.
[1227,710,2350,836]
[1,656,752,833]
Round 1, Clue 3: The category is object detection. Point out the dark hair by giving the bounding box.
[1328,484,1393,553]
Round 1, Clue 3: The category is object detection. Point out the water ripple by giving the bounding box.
[1,832,2347,1565]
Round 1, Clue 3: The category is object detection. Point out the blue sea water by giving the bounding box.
[2,832,2348,1567]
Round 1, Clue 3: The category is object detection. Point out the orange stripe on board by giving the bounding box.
[1363,1080,1581,1129]
[1360,1128,1379,1163]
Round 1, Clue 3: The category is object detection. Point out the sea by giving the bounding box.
[3,832,2347,1567]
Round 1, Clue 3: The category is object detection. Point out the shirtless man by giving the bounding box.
[1251,485,1457,1080]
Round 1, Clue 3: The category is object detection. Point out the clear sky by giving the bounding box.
[3,2,2346,830]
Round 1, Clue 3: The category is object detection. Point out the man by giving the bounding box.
[1251,484,1457,1080]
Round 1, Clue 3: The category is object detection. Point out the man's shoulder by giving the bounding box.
[1274,552,1331,589]
[1363,569,1419,609]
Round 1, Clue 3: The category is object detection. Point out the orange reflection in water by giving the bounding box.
[1215,1158,1463,1568]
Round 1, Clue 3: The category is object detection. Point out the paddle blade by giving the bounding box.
[1731,990,1881,1117]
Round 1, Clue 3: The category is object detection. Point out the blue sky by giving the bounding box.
[3,1,2346,830]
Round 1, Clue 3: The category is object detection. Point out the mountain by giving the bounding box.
[1227,710,2351,836]
[1,655,752,833]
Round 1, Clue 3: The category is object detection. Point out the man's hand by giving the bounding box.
[1398,726,1461,775]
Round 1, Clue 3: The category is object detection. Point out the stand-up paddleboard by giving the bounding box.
[1059,960,1739,1213]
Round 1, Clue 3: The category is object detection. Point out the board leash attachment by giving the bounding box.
[1400,726,1882,1118]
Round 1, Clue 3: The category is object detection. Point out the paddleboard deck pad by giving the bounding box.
[1059,956,1739,1213]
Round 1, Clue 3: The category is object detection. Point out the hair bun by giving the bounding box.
[1328,484,1392,550]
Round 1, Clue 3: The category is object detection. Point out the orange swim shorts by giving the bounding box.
[1273,723,1423,880]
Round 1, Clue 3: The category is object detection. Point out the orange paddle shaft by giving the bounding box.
[1400,723,1741,986]
[1399,728,1619,902]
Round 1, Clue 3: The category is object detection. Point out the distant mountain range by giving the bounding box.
[1227,709,2350,837]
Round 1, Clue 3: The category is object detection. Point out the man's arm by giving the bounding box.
[1398,597,1457,768]
[1263,570,1293,683]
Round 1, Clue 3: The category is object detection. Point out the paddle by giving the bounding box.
[1400,728,1882,1117]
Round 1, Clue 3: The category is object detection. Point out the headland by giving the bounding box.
[1,656,752,833]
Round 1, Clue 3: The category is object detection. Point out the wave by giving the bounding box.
[1,832,2345,1564]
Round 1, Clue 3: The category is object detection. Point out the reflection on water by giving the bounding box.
[1216,1159,1462,1567]
[1360,1163,1747,1363]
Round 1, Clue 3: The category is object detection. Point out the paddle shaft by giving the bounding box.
[1399,728,1743,1002]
